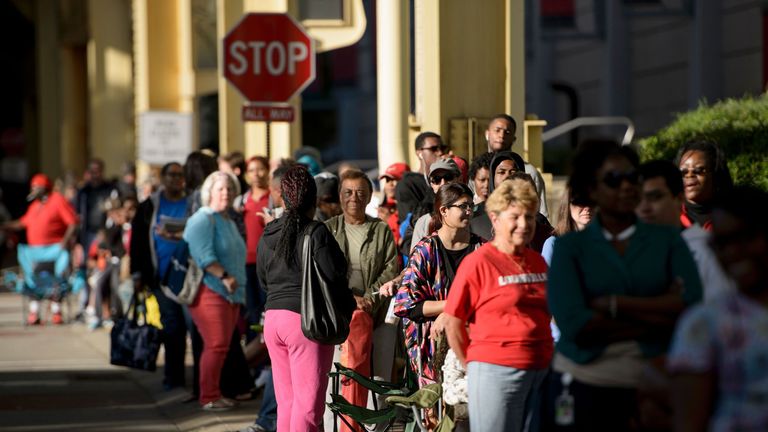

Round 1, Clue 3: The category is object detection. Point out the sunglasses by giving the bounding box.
[430,173,456,185]
[680,167,708,177]
[447,202,473,212]
[421,145,447,153]
[601,170,639,188]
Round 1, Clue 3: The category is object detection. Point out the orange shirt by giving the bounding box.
[20,192,78,245]
[445,243,553,369]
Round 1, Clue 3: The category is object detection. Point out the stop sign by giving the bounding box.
[223,13,315,103]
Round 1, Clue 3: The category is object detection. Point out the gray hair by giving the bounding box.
[200,170,241,207]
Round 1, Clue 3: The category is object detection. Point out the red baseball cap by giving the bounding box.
[451,156,469,184]
[379,162,410,181]
[30,174,52,191]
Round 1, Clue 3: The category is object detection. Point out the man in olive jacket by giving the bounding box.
[325,169,399,431]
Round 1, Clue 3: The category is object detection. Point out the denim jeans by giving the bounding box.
[255,368,278,431]
[467,361,548,432]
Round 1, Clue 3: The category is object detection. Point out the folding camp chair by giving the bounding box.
[327,362,414,431]
[327,354,443,432]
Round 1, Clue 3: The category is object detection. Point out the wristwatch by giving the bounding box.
[221,271,229,281]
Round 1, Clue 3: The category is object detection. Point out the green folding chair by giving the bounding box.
[327,362,414,432]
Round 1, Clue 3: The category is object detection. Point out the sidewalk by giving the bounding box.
[0,290,261,432]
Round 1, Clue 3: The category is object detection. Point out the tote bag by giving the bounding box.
[110,293,162,371]
[300,223,351,345]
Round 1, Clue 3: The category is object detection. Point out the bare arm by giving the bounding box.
[422,300,446,318]
[1,219,24,230]
[445,314,469,367]
[61,223,77,248]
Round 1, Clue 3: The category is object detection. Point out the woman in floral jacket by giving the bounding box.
[394,183,483,383]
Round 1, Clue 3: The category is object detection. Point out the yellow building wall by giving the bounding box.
[405,0,526,168]
[88,0,135,177]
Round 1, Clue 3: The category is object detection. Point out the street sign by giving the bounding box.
[223,13,316,103]
[138,111,193,165]
[242,105,295,122]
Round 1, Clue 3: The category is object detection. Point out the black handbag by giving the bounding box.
[300,222,351,345]
[110,292,162,371]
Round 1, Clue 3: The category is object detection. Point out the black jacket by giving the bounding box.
[395,171,432,225]
[129,191,193,288]
[257,217,355,316]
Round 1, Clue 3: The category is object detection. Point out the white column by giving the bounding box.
[376,0,409,171]
[506,0,526,144]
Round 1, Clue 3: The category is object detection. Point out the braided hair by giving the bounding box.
[275,165,317,263]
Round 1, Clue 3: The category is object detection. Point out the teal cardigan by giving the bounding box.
[183,207,246,304]
[547,219,702,364]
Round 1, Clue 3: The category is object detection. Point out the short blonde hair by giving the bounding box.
[485,178,539,216]
[200,171,241,207]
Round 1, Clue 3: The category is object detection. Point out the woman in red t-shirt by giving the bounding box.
[445,178,553,432]
[239,156,271,324]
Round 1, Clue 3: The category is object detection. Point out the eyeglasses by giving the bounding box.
[429,173,456,185]
[421,145,447,153]
[601,170,639,188]
[165,172,184,178]
[447,203,473,212]
[680,167,708,177]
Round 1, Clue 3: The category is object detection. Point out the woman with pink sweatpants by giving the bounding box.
[256,166,355,432]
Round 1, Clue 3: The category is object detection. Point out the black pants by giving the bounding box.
[154,286,188,389]
[540,370,637,432]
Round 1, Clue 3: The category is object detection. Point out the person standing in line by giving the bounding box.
[409,159,462,253]
[668,186,768,432]
[468,152,493,205]
[236,156,271,337]
[396,132,447,255]
[543,142,702,431]
[485,114,549,218]
[76,158,116,251]
[394,183,483,385]
[676,140,732,230]
[540,185,593,265]
[471,152,554,253]
[183,171,246,411]
[324,169,399,432]
[257,165,355,431]
[130,162,192,390]
[636,160,736,301]
[314,173,342,223]
[444,178,553,432]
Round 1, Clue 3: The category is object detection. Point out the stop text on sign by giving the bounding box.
[228,41,308,76]
[222,13,315,103]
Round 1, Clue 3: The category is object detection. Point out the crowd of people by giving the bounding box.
[1,112,767,432]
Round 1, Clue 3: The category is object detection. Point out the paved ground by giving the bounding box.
[0,289,261,432]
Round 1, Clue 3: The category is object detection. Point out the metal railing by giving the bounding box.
[541,116,635,146]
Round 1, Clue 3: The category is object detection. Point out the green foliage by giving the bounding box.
[638,95,768,191]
